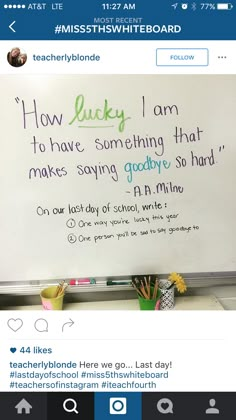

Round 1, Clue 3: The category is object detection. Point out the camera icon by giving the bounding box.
[109,398,127,415]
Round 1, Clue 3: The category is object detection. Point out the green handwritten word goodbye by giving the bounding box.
[69,94,130,133]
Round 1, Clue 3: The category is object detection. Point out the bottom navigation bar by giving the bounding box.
[1,392,235,419]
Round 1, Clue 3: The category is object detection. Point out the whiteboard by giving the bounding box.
[0,75,236,281]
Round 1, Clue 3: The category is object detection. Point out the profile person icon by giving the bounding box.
[205,399,219,414]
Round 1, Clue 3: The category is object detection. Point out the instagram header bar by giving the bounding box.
[1,41,236,74]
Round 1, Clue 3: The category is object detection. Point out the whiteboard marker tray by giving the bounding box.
[5,295,224,310]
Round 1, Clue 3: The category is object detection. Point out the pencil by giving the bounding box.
[140,285,149,299]
[152,279,159,299]
[144,276,150,299]
[132,283,144,298]
[55,280,67,297]
[55,281,62,297]
[132,278,148,299]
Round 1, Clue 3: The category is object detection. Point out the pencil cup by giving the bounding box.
[159,280,175,310]
[40,286,65,310]
[138,288,161,310]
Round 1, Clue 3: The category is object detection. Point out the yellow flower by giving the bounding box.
[168,272,187,294]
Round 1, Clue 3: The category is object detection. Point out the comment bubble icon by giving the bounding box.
[34,318,49,333]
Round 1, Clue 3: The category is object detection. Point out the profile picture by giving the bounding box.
[7,47,27,67]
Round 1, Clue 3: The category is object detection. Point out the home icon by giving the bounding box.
[15,398,32,414]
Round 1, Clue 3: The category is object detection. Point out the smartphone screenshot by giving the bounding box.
[0,1,236,418]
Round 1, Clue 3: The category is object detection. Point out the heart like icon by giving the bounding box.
[161,403,169,410]
[7,318,23,332]
[10,347,17,353]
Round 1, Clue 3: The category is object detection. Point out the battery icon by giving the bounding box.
[217,3,233,9]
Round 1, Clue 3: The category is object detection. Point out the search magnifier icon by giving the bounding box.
[63,398,79,414]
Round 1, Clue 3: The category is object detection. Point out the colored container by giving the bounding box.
[138,288,161,310]
[159,279,175,310]
[40,285,65,310]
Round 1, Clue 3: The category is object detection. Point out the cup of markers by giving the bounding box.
[40,281,68,310]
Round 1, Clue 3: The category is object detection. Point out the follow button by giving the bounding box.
[156,48,209,66]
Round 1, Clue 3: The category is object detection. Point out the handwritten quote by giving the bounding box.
[14,90,225,248]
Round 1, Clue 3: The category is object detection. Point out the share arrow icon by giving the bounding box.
[62,319,75,332]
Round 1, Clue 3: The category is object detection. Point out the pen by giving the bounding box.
[107,280,132,286]
[69,278,96,285]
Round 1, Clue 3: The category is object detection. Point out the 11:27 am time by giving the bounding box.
[102,3,136,10]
